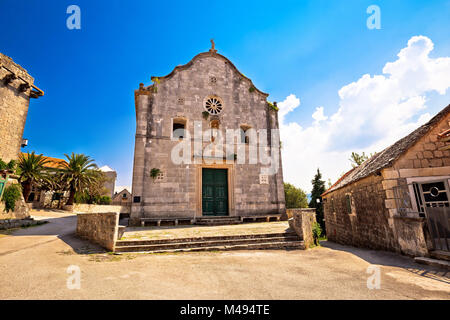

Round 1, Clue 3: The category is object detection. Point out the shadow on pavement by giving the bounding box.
[2,215,106,255]
[321,240,449,284]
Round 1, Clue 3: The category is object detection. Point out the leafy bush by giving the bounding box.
[0,158,17,172]
[1,184,22,212]
[0,159,6,171]
[74,191,111,205]
[312,222,322,246]
[74,191,90,204]
[99,196,111,205]
[284,183,308,209]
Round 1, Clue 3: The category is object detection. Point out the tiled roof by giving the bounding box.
[323,103,450,196]
[21,153,67,169]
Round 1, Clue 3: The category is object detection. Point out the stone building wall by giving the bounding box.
[323,174,399,252]
[102,170,117,199]
[0,53,35,162]
[131,51,285,225]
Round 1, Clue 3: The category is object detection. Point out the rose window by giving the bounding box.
[205,97,223,115]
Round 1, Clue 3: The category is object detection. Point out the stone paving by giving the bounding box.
[0,210,449,299]
[121,221,292,240]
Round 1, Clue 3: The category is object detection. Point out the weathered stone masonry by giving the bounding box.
[0,53,43,162]
[130,48,285,225]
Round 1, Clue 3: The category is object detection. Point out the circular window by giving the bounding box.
[430,187,440,197]
[204,96,223,115]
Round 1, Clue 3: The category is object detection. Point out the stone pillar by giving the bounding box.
[287,208,317,248]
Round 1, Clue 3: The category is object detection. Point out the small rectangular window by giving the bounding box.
[331,198,335,212]
[133,196,141,203]
[240,126,250,144]
[345,195,352,214]
[173,122,185,139]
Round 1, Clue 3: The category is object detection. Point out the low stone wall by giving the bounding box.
[76,212,120,251]
[0,218,45,230]
[287,208,317,248]
[66,204,130,214]
[394,216,431,257]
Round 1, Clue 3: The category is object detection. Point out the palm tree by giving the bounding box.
[17,152,51,202]
[59,153,99,206]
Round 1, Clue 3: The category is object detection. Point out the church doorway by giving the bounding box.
[202,168,229,216]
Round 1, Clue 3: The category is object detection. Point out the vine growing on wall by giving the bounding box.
[202,111,210,120]
[150,168,161,180]
[268,101,279,111]
[151,77,160,93]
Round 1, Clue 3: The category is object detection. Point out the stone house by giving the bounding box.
[322,104,450,257]
[112,188,132,205]
[0,53,43,219]
[130,42,285,226]
[0,53,43,162]
[99,165,117,198]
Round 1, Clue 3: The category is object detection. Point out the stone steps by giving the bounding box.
[115,232,303,253]
[194,217,242,226]
[430,250,450,261]
[414,257,450,270]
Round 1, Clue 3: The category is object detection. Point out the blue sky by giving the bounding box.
[1,0,449,191]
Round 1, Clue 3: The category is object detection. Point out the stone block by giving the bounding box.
[382,179,398,190]
[287,208,316,248]
[381,169,399,179]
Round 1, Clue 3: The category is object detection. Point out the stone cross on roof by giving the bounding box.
[209,39,217,53]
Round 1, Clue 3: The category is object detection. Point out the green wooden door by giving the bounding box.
[0,177,7,199]
[0,181,5,199]
[202,168,228,216]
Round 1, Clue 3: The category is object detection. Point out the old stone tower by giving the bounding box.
[130,43,285,226]
[0,53,43,162]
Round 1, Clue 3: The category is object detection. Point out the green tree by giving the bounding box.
[59,153,99,206]
[17,152,51,202]
[284,183,308,209]
[309,168,326,232]
[349,151,375,167]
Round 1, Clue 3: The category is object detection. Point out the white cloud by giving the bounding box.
[312,106,328,124]
[278,94,300,124]
[115,185,131,193]
[280,36,450,192]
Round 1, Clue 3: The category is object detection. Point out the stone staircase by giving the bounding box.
[414,250,450,270]
[194,216,242,226]
[114,231,304,253]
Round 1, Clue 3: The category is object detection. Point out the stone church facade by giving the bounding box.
[130,44,285,226]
